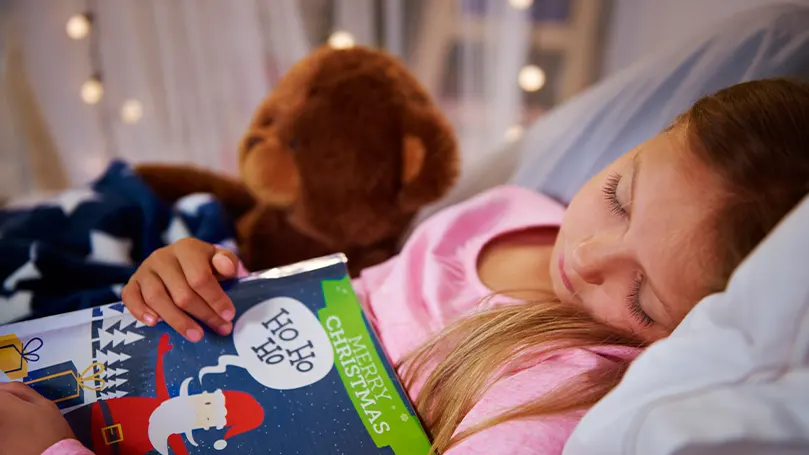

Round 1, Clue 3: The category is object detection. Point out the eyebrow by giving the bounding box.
[629,151,676,330]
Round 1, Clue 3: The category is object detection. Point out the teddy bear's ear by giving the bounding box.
[398,105,460,212]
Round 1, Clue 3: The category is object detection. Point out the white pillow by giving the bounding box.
[563,194,809,455]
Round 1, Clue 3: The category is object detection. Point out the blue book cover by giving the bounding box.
[0,254,431,455]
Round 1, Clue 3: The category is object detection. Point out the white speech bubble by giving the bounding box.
[199,297,334,390]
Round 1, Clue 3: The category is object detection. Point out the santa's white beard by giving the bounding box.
[148,396,198,455]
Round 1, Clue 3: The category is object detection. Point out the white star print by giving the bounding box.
[4,243,41,291]
[0,291,33,324]
[46,188,99,216]
[176,193,214,215]
[162,216,193,244]
[87,230,133,265]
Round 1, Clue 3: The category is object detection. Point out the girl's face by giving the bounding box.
[550,127,727,342]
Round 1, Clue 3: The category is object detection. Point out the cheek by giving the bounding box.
[578,283,658,342]
[582,284,628,322]
[559,181,605,241]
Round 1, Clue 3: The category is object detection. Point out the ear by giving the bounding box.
[402,135,426,186]
[398,105,460,212]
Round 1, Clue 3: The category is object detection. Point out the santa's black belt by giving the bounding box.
[98,399,122,454]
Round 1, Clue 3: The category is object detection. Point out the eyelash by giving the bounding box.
[627,275,654,327]
[604,173,654,327]
[602,173,628,220]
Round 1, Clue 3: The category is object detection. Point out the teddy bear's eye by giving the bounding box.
[259,116,274,127]
[288,139,299,151]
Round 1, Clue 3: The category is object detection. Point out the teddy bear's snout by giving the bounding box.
[243,135,263,153]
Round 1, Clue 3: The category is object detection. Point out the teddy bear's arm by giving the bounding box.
[134,163,256,221]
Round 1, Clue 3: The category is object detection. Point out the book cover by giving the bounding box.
[0,254,431,455]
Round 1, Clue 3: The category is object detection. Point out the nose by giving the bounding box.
[570,230,632,285]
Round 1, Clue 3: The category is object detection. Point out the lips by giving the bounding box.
[558,253,575,294]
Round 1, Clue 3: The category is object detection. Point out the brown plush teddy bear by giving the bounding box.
[134,45,459,276]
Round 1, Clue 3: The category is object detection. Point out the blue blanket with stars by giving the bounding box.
[0,160,237,325]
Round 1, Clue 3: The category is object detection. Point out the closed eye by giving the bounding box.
[603,167,657,327]
[627,274,654,327]
[602,173,628,220]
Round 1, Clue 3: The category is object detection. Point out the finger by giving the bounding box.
[140,271,204,342]
[153,256,231,336]
[176,246,236,325]
[121,280,158,326]
[211,249,239,278]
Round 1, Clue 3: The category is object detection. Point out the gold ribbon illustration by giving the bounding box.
[74,362,107,392]
[24,361,107,404]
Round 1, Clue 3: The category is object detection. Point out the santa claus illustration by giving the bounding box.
[65,334,265,455]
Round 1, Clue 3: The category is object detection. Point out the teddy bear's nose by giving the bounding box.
[244,136,262,152]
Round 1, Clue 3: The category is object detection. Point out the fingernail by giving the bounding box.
[221,309,235,321]
[143,314,156,325]
[213,253,236,274]
[186,329,203,342]
[217,324,231,336]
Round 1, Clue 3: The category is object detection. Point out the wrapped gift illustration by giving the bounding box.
[23,360,106,409]
[0,334,42,380]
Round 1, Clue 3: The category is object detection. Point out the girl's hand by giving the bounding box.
[122,238,239,342]
[0,382,77,455]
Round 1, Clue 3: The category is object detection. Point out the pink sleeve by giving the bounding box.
[444,348,633,455]
[40,439,94,455]
[235,259,249,278]
[445,414,580,455]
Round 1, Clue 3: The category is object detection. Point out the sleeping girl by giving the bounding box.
[14,78,809,455]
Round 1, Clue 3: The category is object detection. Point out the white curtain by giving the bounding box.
[1,0,310,197]
[1,0,601,200]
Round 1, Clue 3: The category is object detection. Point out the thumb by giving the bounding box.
[0,382,49,406]
[211,249,240,278]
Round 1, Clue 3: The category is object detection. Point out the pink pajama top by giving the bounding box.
[42,186,639,455]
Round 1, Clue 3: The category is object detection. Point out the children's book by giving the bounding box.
[0,254,431,455]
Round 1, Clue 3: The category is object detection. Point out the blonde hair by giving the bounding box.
[400,78,809,454]
[400,297,644,453]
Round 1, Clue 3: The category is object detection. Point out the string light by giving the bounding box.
[518,65,546,92]
[509,0,534,10]
[120,99,143,124]
[71,1,120,161]
[328,30,355,49]
[66,13,92,40]
[505,125,524,143]
[81,76,104,104]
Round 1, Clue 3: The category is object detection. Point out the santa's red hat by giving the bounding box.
[213,391,265,450]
